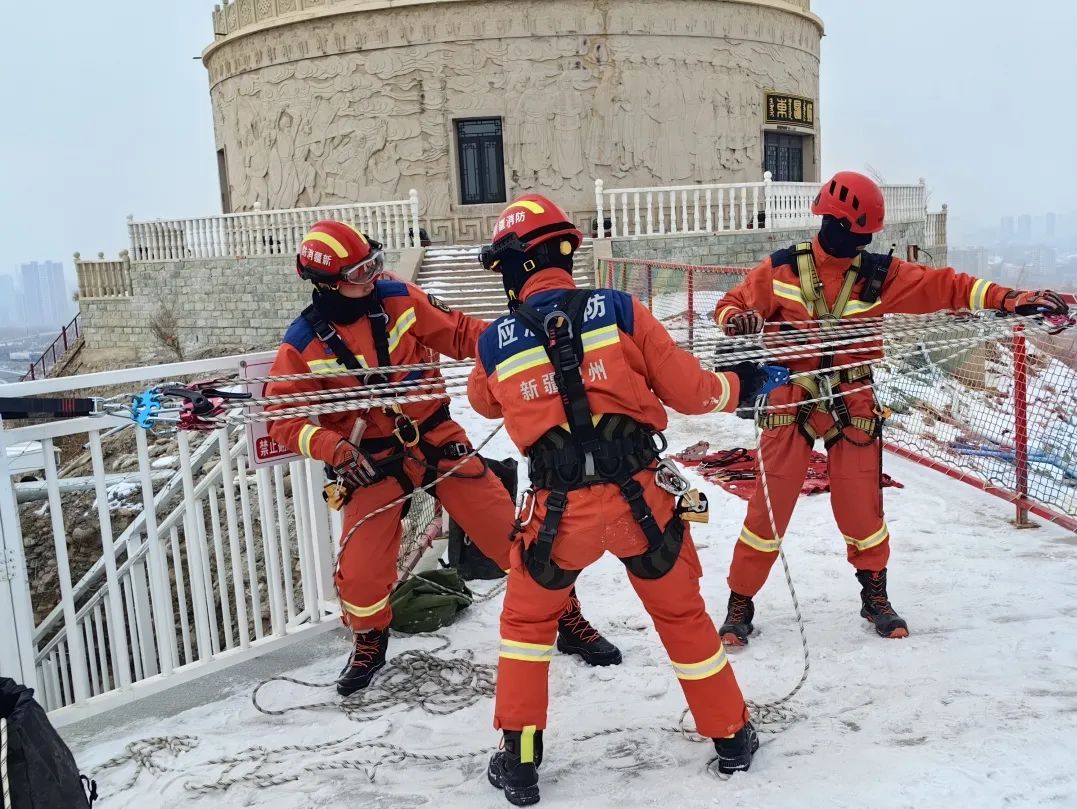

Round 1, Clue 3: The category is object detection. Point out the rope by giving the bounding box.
[92,736,200,792]
[251,634,496,722]
[749,393,811,708]
[1,717,10,809]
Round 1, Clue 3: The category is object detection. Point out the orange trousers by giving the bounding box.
[496,470,749,739]
[336,420,515,631]
[727,388,889,597]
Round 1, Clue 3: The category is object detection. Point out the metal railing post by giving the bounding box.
[1012,325,1032,527]
[0,417,40,689]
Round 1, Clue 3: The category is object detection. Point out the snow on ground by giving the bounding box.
[71,404,1077,809]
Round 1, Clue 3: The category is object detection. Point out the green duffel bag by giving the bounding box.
[389,568,473,634]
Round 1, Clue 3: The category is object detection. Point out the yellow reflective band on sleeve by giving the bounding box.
[499,638,555,663]
[715,305,737,326]
[581,324,620,353]
[671,647,730,681]
[772,280,811,315]
[387,307,418,354]
[844,523,890,552]
[710,372,732,412]
[340,594,391,618]
[842,298,884,317]
[520,725,537,764]
[495,345,552,381]
[737,524,782,553]
[298,424,321,458]
[308,356,368,374]
[970,279,994,311]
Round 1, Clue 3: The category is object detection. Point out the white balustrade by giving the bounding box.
[75,251,132,299]
[926,205,948,248]
[126,192,423,262]
[0,350,443,723]
[594,174,928,239]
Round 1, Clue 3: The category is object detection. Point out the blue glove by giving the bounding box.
[730,362,790,409]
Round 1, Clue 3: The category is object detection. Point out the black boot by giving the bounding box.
[713,721,759,774]
[855,568,910,639]
[336,628,389,696]
[719,591,755,646]
[556,589,622,666]
[488,729,543,806]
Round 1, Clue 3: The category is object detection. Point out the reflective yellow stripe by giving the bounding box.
[304,231,350,259]
[843,298,884,316]
[970,279,993,311]
[737,524,781,553]
[520,725,537,764]
[581,324,620,353]
[715,304,738,326]
[671,647,729,681]
[710,372,732,412]
[499,638,554,663]
[772,279,810,314]
[308,356,367,374]
[844,523,890,552]
[297,424,321,458]
[507,200,546,215]
[341,594,390,618]
[387,307,417,354]
[495,345,551,381]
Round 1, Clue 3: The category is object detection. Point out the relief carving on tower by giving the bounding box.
[207,1,819,240]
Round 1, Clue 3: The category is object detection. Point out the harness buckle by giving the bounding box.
[442,441,470,460]
[817,372,836,406]
[542,310,574,340]
[393,414,421,447]
[655,458,691,496]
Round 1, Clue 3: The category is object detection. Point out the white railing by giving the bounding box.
[0,352,435,723]
[75,250,132,299]
[594,175,927,239]
[127,191,422,261]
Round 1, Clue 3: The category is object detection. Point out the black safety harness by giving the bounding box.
[512,289,695,590]
[300,296,472,505]
[759,242,892,448]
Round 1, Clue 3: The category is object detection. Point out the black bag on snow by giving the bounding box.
[0,678,94,808]
[446,457,517,580]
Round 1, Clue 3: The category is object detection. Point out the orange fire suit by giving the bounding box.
[714,237,1014,596]
[266,278,515,631]
[469,269,749,739]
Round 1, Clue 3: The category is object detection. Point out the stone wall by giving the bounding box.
[203,0,823,243]
[80,248,420,362]
[608,221,927,267]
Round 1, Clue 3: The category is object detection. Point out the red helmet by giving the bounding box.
[481,195,583,271]
[480,196,583,308]
[811,172,886,235]
[296,220,384,286]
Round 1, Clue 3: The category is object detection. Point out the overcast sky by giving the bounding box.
[1,0,1073,273]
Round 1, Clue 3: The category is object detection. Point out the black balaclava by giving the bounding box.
[498,249,574,310]
[311,286,379,325]
[818,214,874,259]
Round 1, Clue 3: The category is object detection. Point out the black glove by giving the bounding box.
[330,440,384,490]
[729,362,791,409]
[1001,290,1069,317]
[723,309,765,336]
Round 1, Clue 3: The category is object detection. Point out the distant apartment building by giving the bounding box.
[19,261,70,327]
[0,275,15,324]
[1016,214,1033,244]
[948,247,990,278]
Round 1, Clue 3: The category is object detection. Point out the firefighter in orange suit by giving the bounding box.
[468,196,789,805]
[713,171,1070,644]
[265,221,620,697]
